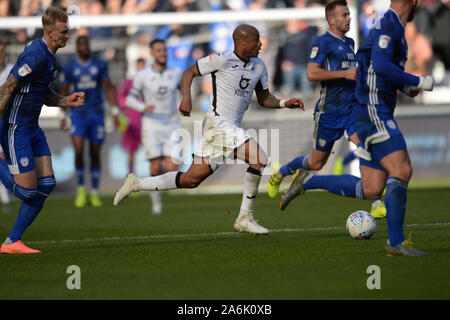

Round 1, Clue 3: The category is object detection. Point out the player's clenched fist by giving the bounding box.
[285,98,305,110]
[179,97,192,117]
[67,91,85,107]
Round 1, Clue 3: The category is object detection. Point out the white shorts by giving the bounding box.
[141,116,182,162]
[194,114,252,171]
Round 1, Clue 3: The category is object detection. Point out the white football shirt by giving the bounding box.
[0,63,13,85]
[127,66,182,122]
[197,51,269,126]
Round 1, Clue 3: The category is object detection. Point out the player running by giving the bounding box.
[0,7,85,254]
[278,0,434,255]
[61,35,117,208]
[114,24,303,234]
[126,39,182,215]
[268,0,386,218]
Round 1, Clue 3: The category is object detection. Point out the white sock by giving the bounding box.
[371,199,383,208]
[0,183,10,204]
[138,171,179,191]
[239,169,261,217]
[149,190,162,212]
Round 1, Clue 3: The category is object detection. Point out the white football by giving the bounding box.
[346,210,376,240]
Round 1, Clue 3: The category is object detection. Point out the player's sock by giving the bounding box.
[303,174,365,199]
[8,176,55,242]
[385,177,407,247]
[149,191,162,213]
[128,161,134,174]
[0,158,14,191]
[371,199,383,208]
[76,168,84,187]
[279,155,309,177]
[138,171,179,191]
[239,167,261,216]
[342,151,356,166]
[90,167,101,190]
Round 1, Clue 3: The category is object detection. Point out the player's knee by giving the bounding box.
[258,152,268,169]
[183,176,202,188]
[308,159,325,171]
[14,184,39,202]
[389,163,412,182]
[37,175,56,197]
[362,184,383,200]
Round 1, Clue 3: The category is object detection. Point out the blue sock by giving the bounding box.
[385,177,407,247]
[76,168,84,187]
[280,155,309,177]
[303,174,365,199]
[0,158,14,191]
[8,176,55,242]
[91,167,101,190]
[342,151,356,166]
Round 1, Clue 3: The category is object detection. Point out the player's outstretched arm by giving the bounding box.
[307,62,357,82]
[179,63,201,117]
[0,74,20,120]
[46,86,85,108]
[256,89,304,110]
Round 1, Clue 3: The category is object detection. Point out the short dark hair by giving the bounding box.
[149,39,165,48]
[325,0,348,20]
[42,7,68,30]
[76,35,89,44]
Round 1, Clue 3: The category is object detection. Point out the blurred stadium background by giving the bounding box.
[0,0,449,194]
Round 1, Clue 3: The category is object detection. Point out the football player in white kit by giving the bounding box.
[0,42,13,213]
[126,39,182,214]
[114,24,304,234]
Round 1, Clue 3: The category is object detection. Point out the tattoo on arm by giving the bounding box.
[0,75,20,114]
[45,86,68,107]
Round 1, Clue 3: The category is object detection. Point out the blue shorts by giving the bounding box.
[70,114,105,144]
[313,112,354,152]
[0,122,51,174]
[352,104,407,171]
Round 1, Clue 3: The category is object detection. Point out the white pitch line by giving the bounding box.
[27,221,450,246]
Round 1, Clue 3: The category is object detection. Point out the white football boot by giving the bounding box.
[234,212,269,235]
[113,173,139,206]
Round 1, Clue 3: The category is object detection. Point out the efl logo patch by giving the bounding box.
[18,64,32,77]
[378,35,391,49]
[310,47,319,59]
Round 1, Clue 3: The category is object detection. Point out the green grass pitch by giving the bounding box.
[0,188,449,300]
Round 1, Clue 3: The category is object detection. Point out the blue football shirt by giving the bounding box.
[309,31,357,128]
[4,38,58,126]
[63,56,109,116]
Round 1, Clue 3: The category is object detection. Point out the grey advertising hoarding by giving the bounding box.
[45,108,450,194]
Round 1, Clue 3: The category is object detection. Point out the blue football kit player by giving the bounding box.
[277,0,434,256]
[268,0,386,218]
[61,36,117,208]
[0,8,85,254]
